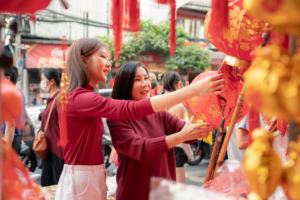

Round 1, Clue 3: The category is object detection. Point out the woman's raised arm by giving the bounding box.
[150,73,224,112]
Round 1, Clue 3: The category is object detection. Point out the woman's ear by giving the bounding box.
[81,55,88,67]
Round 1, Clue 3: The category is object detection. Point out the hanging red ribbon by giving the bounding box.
[156,0,176,56]
[125,0,140,32]
[111,0,124,67]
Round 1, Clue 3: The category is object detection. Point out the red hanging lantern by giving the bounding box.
[204,0,264,62]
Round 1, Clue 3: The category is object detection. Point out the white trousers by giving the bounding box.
[55,164,107,200]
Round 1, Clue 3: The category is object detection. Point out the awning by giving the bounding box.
[24,43,70,69]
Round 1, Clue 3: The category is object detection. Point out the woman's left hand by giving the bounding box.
[179,81,190,109]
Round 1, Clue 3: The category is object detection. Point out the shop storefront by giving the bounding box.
[23,43,70,106]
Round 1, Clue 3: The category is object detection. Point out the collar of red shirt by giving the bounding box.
[84,85,94,91]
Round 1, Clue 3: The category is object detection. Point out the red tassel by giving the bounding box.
[111,0,124,67]
[248,106,260,145]
[59,103,68,146]
[126,0,140,32]
[211,0,229,37]
[169,0,176,56]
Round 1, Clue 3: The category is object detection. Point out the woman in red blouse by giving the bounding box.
[55,38,224,200]
[107,62,215,200]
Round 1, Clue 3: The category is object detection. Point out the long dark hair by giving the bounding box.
[40,68,61,87]
[111,61,148,100]
[162,71,181,94]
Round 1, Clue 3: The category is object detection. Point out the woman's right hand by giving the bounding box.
[179,116,214,142]
[190,73,225,97]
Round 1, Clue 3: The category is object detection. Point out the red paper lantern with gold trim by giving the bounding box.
[204,0,263,61]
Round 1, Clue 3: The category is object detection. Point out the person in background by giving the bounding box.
[149,72,158,96]
[35,93,43,105]
[107,62,219,200]
[2,66,24,154]
[227,114,264,161]
[40,68,64,187]
[162,71,193,183]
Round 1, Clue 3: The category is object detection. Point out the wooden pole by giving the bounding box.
[212,88,245,179]
[204,137,222,183]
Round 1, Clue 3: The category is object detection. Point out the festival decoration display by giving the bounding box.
[204,0,265,62]
[187,70,249,128]
[59,36,68,146]
[282,137,300,200]
[244,0,300,35]
[2,141,43,200]
[0,0,50,14]
[111,0,177,66]
[244,128,283,200]
[243,44,300,123]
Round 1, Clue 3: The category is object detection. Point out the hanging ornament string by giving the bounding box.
[125,0,140,32]
[111,0,124,68]
[156,0,176,56]
[59,36,68,146]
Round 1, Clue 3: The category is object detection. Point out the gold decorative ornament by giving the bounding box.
[244,0,300,35]
[244,128,282,200]
[243,44,300,122]
[282,137,300,200]
[225,55,252,69]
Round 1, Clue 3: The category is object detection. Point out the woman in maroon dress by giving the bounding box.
[55,38,224,200]
[107,62,215,200]
[40,68,64,186]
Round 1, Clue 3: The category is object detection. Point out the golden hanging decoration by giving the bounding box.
[243,44,300,123]
[244,128,282,200]
[243,0,300,35]
[281,137,300,200]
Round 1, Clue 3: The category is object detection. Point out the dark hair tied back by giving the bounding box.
[40,68,61,87]
[162,71,181,94]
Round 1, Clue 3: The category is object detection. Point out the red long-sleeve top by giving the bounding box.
[61,85,154,165]
[107,111,191,200]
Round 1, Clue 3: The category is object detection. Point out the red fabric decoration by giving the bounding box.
[187,67,249,128]
[169,0,176,56]
[0,0,51,14]
[2,141,42,200]
[248,106,260,145]
[59,102,67,146]
[204,0,264,61]
[58,36,68,146]
[111,0,124,67]
[125,0,140,32]
[210,0,229,38]
[277,119,288,136]
[156,0,176,56]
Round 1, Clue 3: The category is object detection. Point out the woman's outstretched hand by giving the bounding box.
[190,73,225,97]
[179,116,214,141]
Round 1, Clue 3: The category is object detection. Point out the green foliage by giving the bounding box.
[96,20,211,71]
[165,44,211,71]
[118,20,190,66]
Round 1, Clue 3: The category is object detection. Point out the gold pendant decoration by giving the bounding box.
[244,0,300,35]
[243,44,300,123]
[244,128,282,200]
[282,136,300,200]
